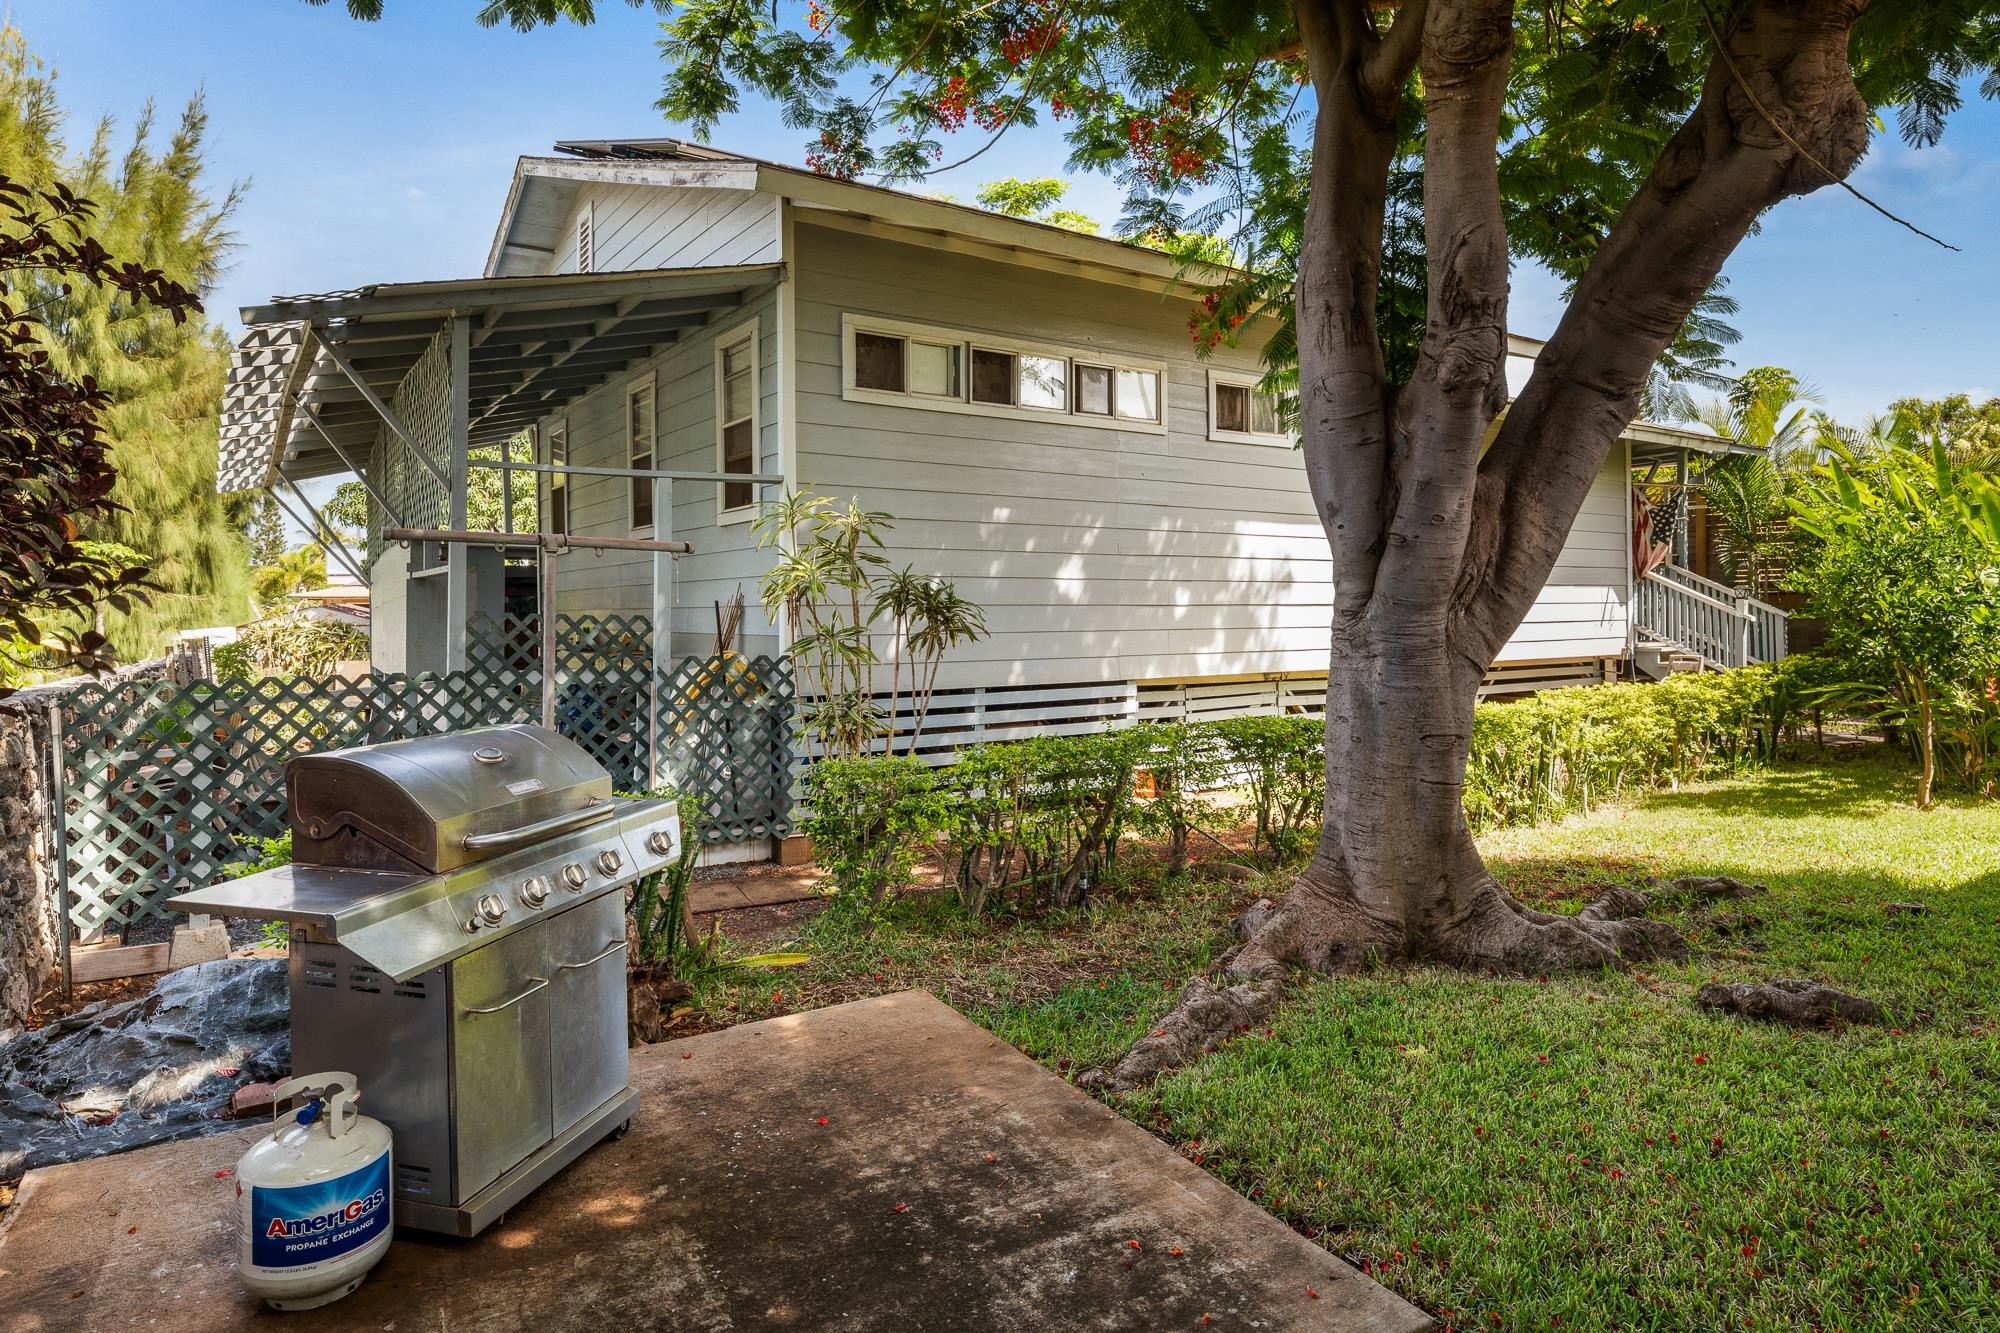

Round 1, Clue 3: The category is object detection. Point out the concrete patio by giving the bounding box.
[0,991,1430,1332]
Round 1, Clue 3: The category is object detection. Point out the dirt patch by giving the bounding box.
[20,974,158,1031]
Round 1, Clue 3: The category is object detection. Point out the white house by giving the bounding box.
[217,137,1783,754]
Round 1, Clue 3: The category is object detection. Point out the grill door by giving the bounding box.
[449,925,554,1201]
[545,893,632,1136]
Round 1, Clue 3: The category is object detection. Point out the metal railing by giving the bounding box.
[1634,565,1789,669]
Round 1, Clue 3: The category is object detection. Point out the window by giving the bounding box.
[1075,363,1112,416]
[908,340,960,397]
[575,204,593,274]
[841,315,1167,433]
[627,378,655,529]
[854,330,962,398]
[1017,354,1067,412]
[1116,368,1160,422]
[855,331,904,392]
[544,418,568,535]
[1210,373,1287,443]
[970,347,1015,406]
[718,325,757,514]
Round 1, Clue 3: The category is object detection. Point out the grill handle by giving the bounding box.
[560,939,628,971]
[460,802,616,853]
[462,976,549,1017]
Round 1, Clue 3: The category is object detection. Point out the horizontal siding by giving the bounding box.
[793,219,1629,689]
[542,282,782,659]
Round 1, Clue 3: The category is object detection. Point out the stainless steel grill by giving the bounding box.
[171,724,678,1237]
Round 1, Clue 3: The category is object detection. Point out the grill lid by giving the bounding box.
[287,724,615,874]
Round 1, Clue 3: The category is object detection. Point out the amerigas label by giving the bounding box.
[250,1155,390,1269]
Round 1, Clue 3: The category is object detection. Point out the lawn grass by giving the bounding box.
[686,751,2000,1332]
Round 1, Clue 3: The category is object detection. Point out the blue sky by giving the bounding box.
[17,0,2000,426]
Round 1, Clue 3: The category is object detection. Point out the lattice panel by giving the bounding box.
[55,651,797,931]
[54,667,534,933]
[657,655,796,843]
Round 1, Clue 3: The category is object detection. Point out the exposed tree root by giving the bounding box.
[1696,978,1886,1028]
[1085,873,1686,1093]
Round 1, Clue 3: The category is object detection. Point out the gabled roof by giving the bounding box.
[485,138,1227,291]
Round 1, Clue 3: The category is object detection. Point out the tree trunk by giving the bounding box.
[1089,0,1875,1092]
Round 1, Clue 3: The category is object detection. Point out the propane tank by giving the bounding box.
[233,1071,394,1311]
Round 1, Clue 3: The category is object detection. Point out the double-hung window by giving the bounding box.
[717,323,758,515]
[845,315,1164,432]
[627,377,655,530]
[1208,371,1289,444]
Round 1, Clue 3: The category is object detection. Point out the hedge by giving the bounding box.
[802,660,1822,915]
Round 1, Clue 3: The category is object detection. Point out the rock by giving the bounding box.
[1233,898,1277,941]
[0,958,289,1176]
[1674,875,1768,901]
[1881,901,1929,916]
[227,1081,280,1119]
[1695,978,1887,1028]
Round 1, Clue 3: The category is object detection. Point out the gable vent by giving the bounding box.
[575,206,593,274]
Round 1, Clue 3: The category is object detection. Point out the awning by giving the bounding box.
[218,262,785,492]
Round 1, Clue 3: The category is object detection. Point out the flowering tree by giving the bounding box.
[328,0,2000,1079]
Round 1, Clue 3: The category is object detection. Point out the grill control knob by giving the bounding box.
[561,862,588,891]
[519,875,551,908]
[463,915,483,935]
[645,830,674,856]
[596,849,624,877]
[477,893,507,925]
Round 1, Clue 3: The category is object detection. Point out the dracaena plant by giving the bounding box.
[755,489,988,760]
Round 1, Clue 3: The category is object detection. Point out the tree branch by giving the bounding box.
[1370,0,1514,604]
[1461,0,1873,658]
[1292,0,1403,601]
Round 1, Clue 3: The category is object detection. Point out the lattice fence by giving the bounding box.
[657,655,796,844]
[52,649,794,933]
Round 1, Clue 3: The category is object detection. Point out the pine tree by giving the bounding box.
[248,494,288,567]
[0,27,250,659]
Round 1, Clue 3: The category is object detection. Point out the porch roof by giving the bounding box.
[218,262,785,492]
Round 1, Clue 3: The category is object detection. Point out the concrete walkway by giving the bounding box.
[0,991,1430,1332]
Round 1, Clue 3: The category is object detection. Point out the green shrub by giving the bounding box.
[1125,721,1231,875]
[945,729,1146,915]
[212,640,254,681]
[800,755,954,911]
[1209,715,1324,863]
[1462,662,1820,835]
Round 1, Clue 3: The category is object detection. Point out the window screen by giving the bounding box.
[971,348,1015,405]
[854,331,905,392]
[628,384,655,528]
[1075,364,1112,416]
[1215,383,1250,434]
[720,338,755,510]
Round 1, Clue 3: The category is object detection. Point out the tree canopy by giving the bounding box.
[0,26,249,662]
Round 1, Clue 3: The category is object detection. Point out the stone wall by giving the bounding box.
[0,703,58,1026]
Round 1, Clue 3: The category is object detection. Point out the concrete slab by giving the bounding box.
[0,992,1430,1333]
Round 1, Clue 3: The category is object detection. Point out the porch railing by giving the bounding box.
[1634,564,1789,670]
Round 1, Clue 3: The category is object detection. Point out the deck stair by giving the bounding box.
[1632,563,1790,677]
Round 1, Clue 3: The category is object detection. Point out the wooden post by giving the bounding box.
[444,316,472,672]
